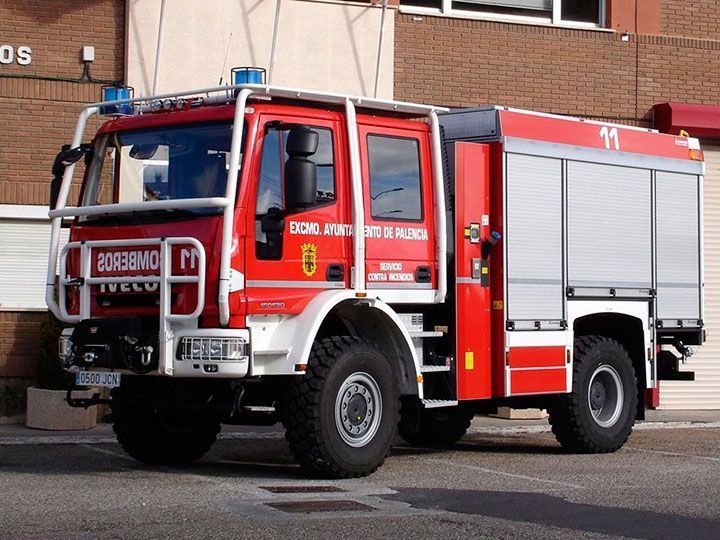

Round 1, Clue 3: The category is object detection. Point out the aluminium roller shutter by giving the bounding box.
[0,218,68,311]
[660,145,720,409]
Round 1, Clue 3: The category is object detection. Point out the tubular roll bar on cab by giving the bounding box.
[46,84,449,336]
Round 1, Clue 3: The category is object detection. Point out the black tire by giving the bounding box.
[111,386,221,466]
[399,400,474,447]
[548,335,638,453]
[281,336,400,478]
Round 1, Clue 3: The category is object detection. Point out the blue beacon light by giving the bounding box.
[100,85,134,116]
[231,67,266,85]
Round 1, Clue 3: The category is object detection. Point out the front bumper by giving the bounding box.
[61,326,250,378]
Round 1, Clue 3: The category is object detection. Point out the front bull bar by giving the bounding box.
[58,237,206,375]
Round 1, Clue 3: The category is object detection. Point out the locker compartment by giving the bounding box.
[505,153,564,328]
[656,171,702,327]
[567,161,652,295]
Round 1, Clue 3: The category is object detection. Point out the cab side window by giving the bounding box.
[255,125,336,260]
[367,135,422,221]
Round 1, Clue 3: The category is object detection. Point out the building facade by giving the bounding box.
[0,0,125,419]
[0,0,718,418]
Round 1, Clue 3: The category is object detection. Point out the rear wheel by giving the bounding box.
[399,400,474,447]
[548,335,637,453]
[281,336,400,478]
[111,382,221,465]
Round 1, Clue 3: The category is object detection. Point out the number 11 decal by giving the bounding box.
[599,126,620,150]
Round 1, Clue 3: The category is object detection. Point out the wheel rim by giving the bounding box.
[335,372,383,448]
[587,365,624,428]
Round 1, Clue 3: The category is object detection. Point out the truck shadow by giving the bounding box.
[0,436,565,483]
[383,487,720,540]
[393,436,565,456]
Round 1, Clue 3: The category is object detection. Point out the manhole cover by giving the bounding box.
[266,500,374,513]
[261,485,347,494]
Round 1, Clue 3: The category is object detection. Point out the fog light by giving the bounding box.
[59,335,73,361]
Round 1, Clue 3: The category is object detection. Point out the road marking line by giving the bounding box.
[0,431,285,446]
[466,421,720,436]
[218,432,285,441]
[80,444,134,461]
[428,458,584,490]
[634,421,720,431]
[0,436,119,446]
[627,446,720,463]
[1,421,718,447]
[467,425,551,435]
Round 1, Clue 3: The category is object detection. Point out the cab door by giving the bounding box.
[244,112,351,315]
[358,120,436,303]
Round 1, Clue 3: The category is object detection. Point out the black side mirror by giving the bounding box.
[50,144,90,209]
[284,127,318,211]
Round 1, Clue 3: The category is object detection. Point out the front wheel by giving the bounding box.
[281,336,400,478]
[111,382,221,465]
[548,335,638,453]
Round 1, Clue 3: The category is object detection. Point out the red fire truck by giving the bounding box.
[47,79,705,478]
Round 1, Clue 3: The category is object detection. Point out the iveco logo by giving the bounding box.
[89,327,98,334]
[260,302,285,309]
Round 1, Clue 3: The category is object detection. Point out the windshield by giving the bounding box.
[81,121,239,219]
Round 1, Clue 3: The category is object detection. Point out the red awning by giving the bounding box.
[654,102,720,138]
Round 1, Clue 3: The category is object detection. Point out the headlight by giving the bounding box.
[191,340,204,358]
[180,337,248,362]
[209,339,223,357]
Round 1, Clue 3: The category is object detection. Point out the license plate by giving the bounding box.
[75,371,122,388]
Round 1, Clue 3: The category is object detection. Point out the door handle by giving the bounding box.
[326,264,344,282]
[416,266,432,283]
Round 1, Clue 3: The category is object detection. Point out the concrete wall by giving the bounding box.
[127,0,394,98]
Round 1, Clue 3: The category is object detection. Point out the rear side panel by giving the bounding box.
[440,106,705,397]
[454,142,492,400]
[655,171,702,327]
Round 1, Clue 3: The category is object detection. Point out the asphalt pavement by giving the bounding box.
[1,412,719,539]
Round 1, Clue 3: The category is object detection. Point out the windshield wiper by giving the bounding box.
[80,208,211,226]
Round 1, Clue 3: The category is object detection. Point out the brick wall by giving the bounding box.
[0,0,125,388]
[0,305,49,407]
[660,0,720,40]
[0,312,46,378]
[0,0,125,206]
[394,13,720,127]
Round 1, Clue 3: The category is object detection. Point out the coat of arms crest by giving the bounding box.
[301,243,318,277]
